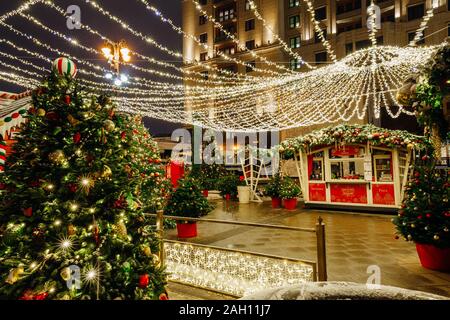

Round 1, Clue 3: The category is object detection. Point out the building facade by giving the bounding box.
[182,0,450,138]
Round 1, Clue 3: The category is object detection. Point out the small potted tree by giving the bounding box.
[280,177,301,210]
[393,156,450,271]
[217,174,239,200]
[165,176,213,238]
[264,173,283,208]
[237,175,251,204]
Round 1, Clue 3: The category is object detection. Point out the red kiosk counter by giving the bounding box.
[279,125,431,210]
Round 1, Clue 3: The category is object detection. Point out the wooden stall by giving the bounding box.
[279,125,431,210]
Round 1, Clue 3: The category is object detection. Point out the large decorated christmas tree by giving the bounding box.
[0,59,169,300]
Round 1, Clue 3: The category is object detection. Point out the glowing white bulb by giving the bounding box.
[120,74,128,82]
[105,73,113,79]
[114,78,122,86]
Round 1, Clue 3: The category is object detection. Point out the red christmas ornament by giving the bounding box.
[65,95,71,104]
[29,180,41,188]
[414,172,420,178]
[159,293,169,300]
[34,292,48,300]
[426,213,432,218]
[23,207,33,217]
[138,274,150,288]
[422,155,430,161]
[239,176,245,181]
[45,111,59,121]
[19,290,35,300]
[121,131,127,140]
[0,183,6,190]
[417,215,423,219]
[73,132,81,144]
[394,235,399,240]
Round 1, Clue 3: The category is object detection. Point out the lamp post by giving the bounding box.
[101,40,131,86]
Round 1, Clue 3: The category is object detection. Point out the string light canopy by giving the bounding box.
[0,0,442,132]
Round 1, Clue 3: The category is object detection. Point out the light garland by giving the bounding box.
[409,6,436,46]
[139,0,284,77]
[164,242,314,297]
[187,0,294,74]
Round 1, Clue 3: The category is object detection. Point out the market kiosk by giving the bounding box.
[279,125,431,210]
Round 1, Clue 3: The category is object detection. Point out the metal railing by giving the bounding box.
[150,212,327,295]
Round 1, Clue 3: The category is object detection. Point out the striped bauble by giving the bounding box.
[52,57,77,78]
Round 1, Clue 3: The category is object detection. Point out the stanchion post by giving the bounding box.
[156,210,165,267]
[316,216,327,281]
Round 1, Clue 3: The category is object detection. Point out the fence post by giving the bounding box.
[316,216,327,281]
[156,210,165,267]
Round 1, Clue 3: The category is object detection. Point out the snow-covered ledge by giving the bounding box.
[240,282,448,300]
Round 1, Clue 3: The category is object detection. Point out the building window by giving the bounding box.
[345,42,353,55]
[314,29,327,43]
[246,61,256,73]
[408,31,425,45]
[407,3,425,21]
[245,19,255,31]
[448,24,450,37]
[245,0,252,11]
[218,45,236,55]
[199,15,207,25]
[199,0,207,5]
[289,36,301,48]
[199,33,208,43]
[315,6,327,21]
[289,15,300,29]
[337,20,362,34]
[218,7,235,22]
[288,0,300,8]
[200,52,208,62]
[290,58,301,70]
[315,52,327,65]
[245,40,255,50]
[337,0,361,15]
[201,71,208,80]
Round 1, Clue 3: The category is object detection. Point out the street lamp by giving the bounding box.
[101,39,131,85]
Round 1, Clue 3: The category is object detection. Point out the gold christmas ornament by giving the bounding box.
[100,165,112,179]
[67,224,76,236]
[37,108,46,117]
[48,150,66,164]
[67,114,80,126]
[103,120,116,132]
[142,246,152,257]
[5,267,24,284]
[114,221,128,239]
[60,267,71,281]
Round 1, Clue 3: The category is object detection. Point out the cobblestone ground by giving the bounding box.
[166,200,450,300]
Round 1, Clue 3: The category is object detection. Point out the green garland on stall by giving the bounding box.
[279,124,431,160]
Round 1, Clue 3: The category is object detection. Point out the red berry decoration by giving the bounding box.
[23,207,33,217]
[73,132,81,144]
[139,274,150,288]
[68,183,77,193]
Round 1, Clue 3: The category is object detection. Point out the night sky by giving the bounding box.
[0,0,184,136]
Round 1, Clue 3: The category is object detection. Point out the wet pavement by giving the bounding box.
[166,200,450,299]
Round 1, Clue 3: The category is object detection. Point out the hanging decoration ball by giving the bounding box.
[60,267,71,281]
[65,95,71,105]
[103,120,116,132]
[22,207,33,217]
[37,108,46,117]
[48,150,66,164]
[138,274,150,288]
[67,224,76,236]
[433,235,440,240]
[100,165,112,179]
[142,246,152,257]
[5,267,24,284]
[73,132,81,144]
[52,57,77,78]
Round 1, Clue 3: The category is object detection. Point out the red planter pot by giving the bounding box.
[203,190,209,197]
[225,194,231,201]
[271,197,282,208]
[176,222,197,238]
[416,243,450,272]
[283,198,297,210]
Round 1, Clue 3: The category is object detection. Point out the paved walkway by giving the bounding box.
[166,201,450,299]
